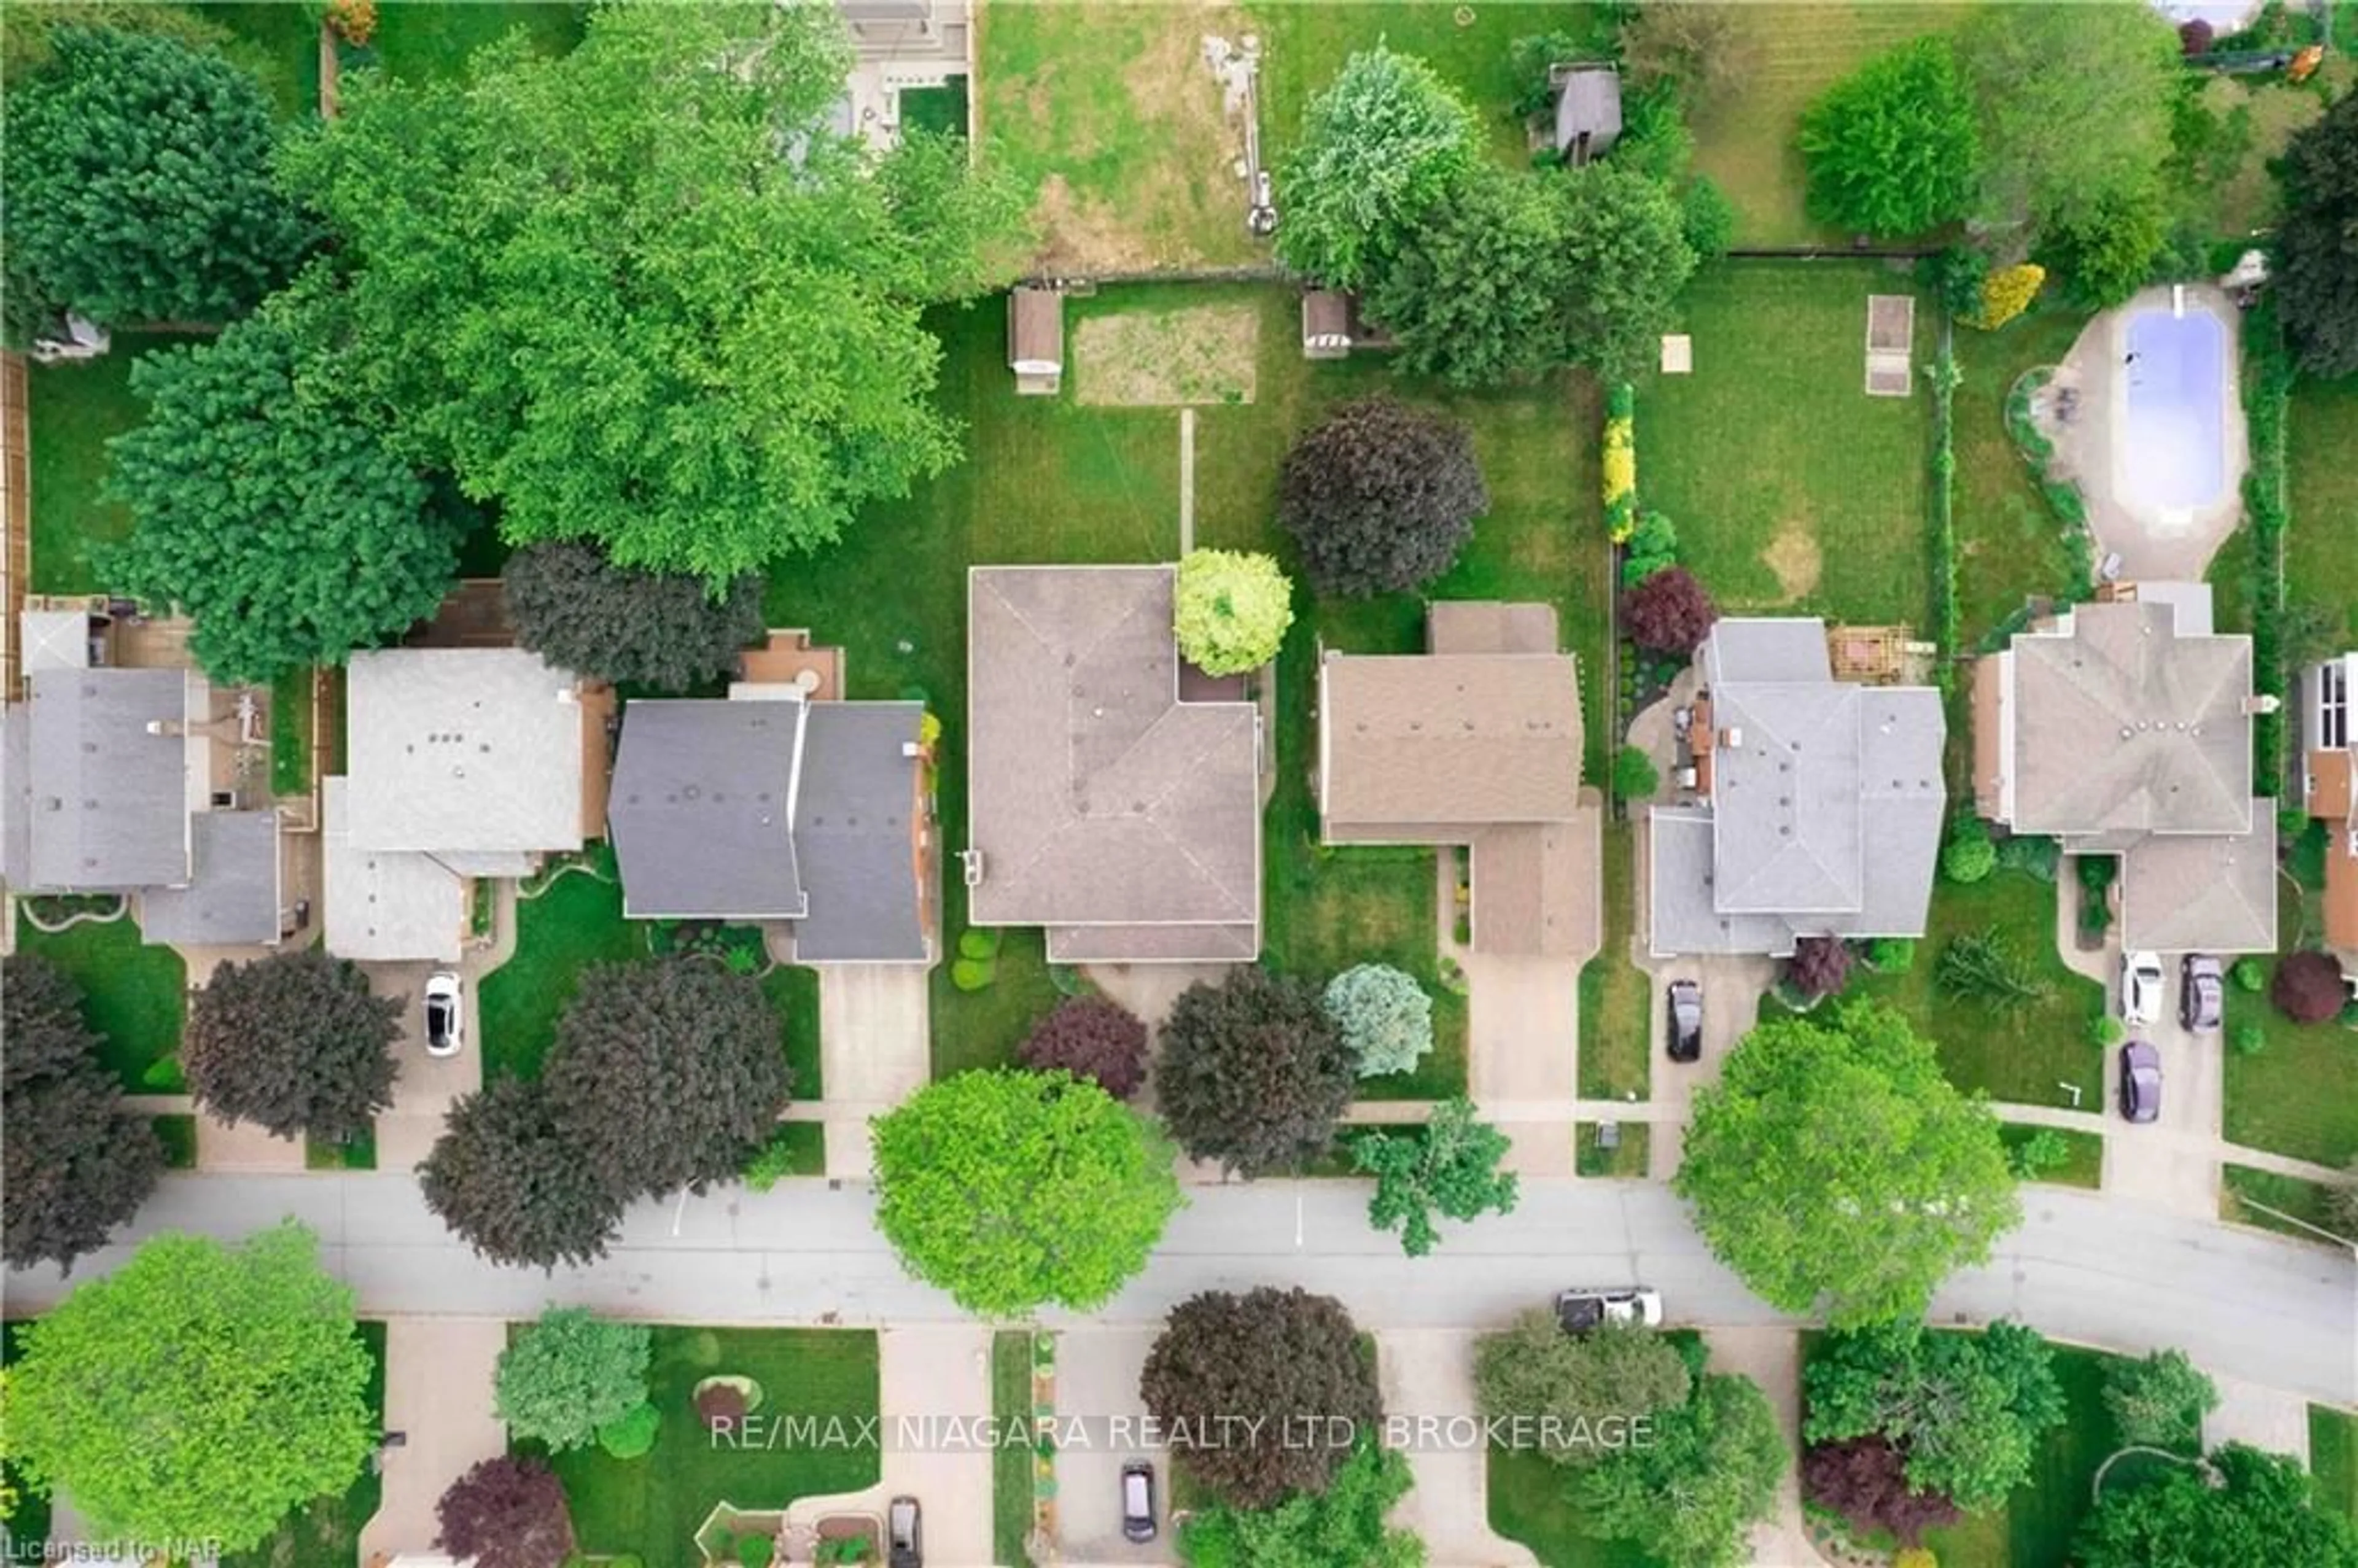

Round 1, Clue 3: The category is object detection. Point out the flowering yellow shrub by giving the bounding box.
[1893,1549,1938,1568]
[1971,263,2044,331]
[1603,417,1637,541]
[326,0,377,46]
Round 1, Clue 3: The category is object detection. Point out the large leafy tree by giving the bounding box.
[1,954,165,1271]
[1474,1313,1693,1466]
[1352,1097,1519,1257]
[2101,1348,2219,1451]
[2278,91,2358,377]
[1140,1288,1383,1508]
[182,947,402,1146]
[1673,1003,2020,1327]
[1278,399,1486,598]
[1803,1321,2064,1513]
[1799,37,1978,237]
[494,1310,652,1453]
[503,542,765,693]
[1571,1372,1788,1568]
[1173,549,1294,677]
[437,1456,575,1568]
[544,958,792,1202]
[1176,1441,1425,1568]
[105,312,459,685]
[1154,967,1356,1178]
[1622,567,1719,656]
[4,25,308,330]
[1275,47,1479,289]
[871,1069,1183,1316]
[2074,1443,2358,1568]
[5,1224,375,1551]
[277,3,1028,583]
[1016,996,1151,1100]
[419,1076,626,1270]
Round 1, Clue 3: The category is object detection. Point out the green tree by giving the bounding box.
[1674,1003,2020,1327]
[104,312,458,684]
[2102,1348,2220,1451]
[1474,1312,1693,1466]
[2073,1443,2358,1568]
[1,2,231,87]
[2277,91,2358,378]
[1277,398,1486,597]
[871,1069,1183,1316]
[503,542,765,694]
[1322,963,1435,1078]
[277,2,1029,583]
[2038,182,2169,310]
[419,1077,626,1270]
[1613,745,1662,801]
[1177,1440,1425,1568]
[1173,550,1294,676]
[1274,47,1479,289]
[1572,1372,1788,1568]
[1800,37,1979,237]
[5,1224,374,1551]
[494,1309,652,1453]
[1155,967,1356,1178]
[1352,1097,1519,1257]
[4,26,307,330]
[181,947,402,1146]
[1804,1322,2065,1512]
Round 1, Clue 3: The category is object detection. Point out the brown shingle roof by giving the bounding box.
[2325,829,2358,953]
[2309,749,2354,819]
[1470,816,1601,958]
[1318,653,1582,828]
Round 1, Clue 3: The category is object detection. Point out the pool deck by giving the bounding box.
[2049,282,2249,584]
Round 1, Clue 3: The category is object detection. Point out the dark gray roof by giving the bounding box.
[141,811,281,946]
[1646,808,1796,956]
[791,703,927,963]
[23,669,190,890]
[609,699,806,920]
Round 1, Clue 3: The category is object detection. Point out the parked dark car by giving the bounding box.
[1666,980,1703,1063]
[1121,1461,1158,1543]
[887,1495,921,1568]
[2119,1040,2163,1124]
[2179,954,2223,1031]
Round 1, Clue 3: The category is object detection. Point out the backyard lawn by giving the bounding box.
[368,0,585,83]
[2288,373,2358,648]
[1638,261,1935,627]
[222,1321,387,1568]
[15,915,187,1091]
[196,1,322,117]
[26,341,174,595]
[541,1327,881,1568]
[1950,308,2096,645]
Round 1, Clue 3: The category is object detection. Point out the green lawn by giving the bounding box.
[992,1332,1034,1567]
[15,917,187,1092]
[368,0,584,83]
[2315,1407,2358,1524]
[542,1327,879,1568]
[2222,1164,2352,1244]
[1638,261,1935,626]
[1918,1343,2123,1568]
[153,1113,198,1169]
[1850,868,2106,1106]
[26,341,174,594]
[1490,1445,1666,1568]
[223,1321,387,1568]
[1951,308,2095,645]
[1686,2,1974,248]
[1575,1120,1649,1178]
[270,666,314,797]
[1579,821,1650,1100]
[197,1,322,117]
[2221,908,2358,1169]
[2288,374,2358,649]
[2001,1123,2103,1190]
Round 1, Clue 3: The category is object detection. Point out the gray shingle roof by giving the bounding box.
[141,810,281,946]
[2121,813,2279,954]
[344,649,586,854]
[609,699,806,920]
[792,703,927,963]
[1703,618,1831,686]
[23,669,191,890]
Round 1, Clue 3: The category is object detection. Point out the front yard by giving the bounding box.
[1916,1343,2122,1568]
[539,1327,881,1568]
[222,1321,387,1568]
[1578,821,1649,1101]
[2220,891,2358,1169]
[14,914,187,1091]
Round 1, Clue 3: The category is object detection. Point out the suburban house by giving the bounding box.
[963,564,1263,962]
[2300,650,2357,961]
[1316,602,1600,958]
[1649,618,1947,958]
[0,608,282,947]
[607,666,932,964]
[324,647,597,962]
[1973,586,2277,955]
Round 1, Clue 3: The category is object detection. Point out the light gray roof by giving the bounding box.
[1552,64,1622,157]
[1703,619,1831,687]
[1709,683,1867,914]
[1,704,29,890]
[20,611,88,673]
[2007,599,2252,836]
[1646,808,1799,957]
[608,699,806,920]
[23,669,192,891]
[2121,815,2279,954]
[344,649,586,854]
[792,704,927,963]
[322,778,465,961]
[141,810,281,946]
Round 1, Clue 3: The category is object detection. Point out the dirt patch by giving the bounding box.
[1761,518,1823,600]
[1034,175,1159,275]
[1075,305,1259,406]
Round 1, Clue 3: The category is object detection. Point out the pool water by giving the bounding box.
[2122,307,2228,511]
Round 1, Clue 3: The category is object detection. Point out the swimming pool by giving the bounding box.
[2121,306,2228,513]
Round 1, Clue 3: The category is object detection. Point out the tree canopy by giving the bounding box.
[1173,550,1294,676]
[1353,1097,1519,1257]
[1622,567,1719,656]
[1140,1287,1383,1508]
[1800,37,1978,237]
[1274,47,1479,290]
[2072,1442,2358,1568]
[2278,90,2358,378]
[871,1068,1183,1316]
[419,1076,626,1270]
[1177,1440,1425,1568]
[494,1309,652,1453]
[1323,963,1435,1078]
[104,312,458,685]
[2101,1348,2219,1451]
[1,954,164,1271]
[276,2,1029,583]
[1016,996,1152,1100]
[2273,950,2348,1024]
[5,1224,375,1551]
[1155,967,1356,1178]
[1278,399,1486,597]
[1474,1313,1693,1467]
[1802,1437,1961,1545]
[1803,1322,2064,1512]
[182,947,402,1146]
[5,25,307,331]
[503,542,765,693]
[437,1456,576,1568]
[1571,1371,1788,1568]
[1673,1003,2020,1327]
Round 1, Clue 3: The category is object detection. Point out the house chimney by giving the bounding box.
[2242,694,2280,716]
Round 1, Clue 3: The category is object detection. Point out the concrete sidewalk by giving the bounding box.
[357,1316,509,1562]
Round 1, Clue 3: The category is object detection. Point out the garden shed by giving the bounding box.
[1007,287,1063,396]
[1551,62,1622,165]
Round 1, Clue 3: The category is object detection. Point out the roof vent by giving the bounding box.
[1719,726,1744,749]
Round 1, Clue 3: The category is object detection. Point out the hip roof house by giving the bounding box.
[964,565,1262,963]
[1649,618,1947,958]
[1317,602,1600,958]
[1972,588,2276,955]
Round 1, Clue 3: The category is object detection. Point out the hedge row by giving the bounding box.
[1926,347,1961,694]
[2241,299,2293,791]
[1603,382,1636,543]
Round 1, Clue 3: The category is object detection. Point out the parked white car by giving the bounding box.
[424,971,464,1059]
[2121,950,2165,1028]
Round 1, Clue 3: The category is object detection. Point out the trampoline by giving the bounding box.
[2120,305,2229,513]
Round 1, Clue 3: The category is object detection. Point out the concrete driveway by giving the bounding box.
[1464,949,1581,1177]
[364,959,480,1171]
[818,964,931,1178]
[877,1326,994,1568]
[1644,954,1774,1181]
[2101,961,2226,1218]
[1376,1330,1537,1568]
[356,1316,509,1562]
[1054,1328,1170,1565]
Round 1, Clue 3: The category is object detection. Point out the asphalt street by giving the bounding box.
[9,1175,2351,1405]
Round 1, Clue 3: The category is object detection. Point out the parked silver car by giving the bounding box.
[2179,954,2223,1031]
[2119,1040,2163,1124]
[1121,1461,1158,1543]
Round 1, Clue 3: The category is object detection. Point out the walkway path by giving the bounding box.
[357,1317,509,1562]
[816,966,930,1178]
[2203,1375,2315,1465]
